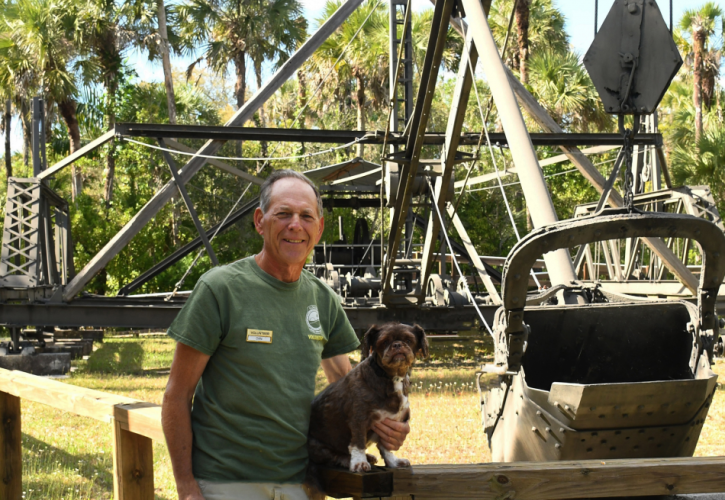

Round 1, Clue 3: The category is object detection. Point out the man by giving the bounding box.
[162,170,410,500]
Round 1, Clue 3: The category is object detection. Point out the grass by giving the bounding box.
[15,337,725,499]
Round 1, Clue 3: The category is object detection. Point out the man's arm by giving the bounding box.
[321,354,411,450]
[162,342,211,500]
[321,353,352,383]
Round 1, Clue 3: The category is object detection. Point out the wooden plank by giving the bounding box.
[320,466,393,499]
[0,391,21,500]
[113,419,155,500]
[0,368,137,422]
[165,139,263,185]
[114,403,164,443]
[391,457,725,499]
[37,130,115,180]
[63,0,365,301]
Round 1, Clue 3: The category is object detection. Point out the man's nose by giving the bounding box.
[287,214,303,229]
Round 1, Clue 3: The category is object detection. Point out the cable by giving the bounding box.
[122,136,360,162]
[426,178,493,336]
[461,21,541,289]
[460,156,619,194]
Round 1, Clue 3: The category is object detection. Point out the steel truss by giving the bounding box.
[0,0,712,333]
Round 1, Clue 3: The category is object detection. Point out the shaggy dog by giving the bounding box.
[306,322,428,492]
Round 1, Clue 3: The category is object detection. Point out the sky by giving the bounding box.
[3,0,716,153]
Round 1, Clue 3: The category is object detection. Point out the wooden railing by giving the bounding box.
[0,368,160,500]
[1,367,724,500]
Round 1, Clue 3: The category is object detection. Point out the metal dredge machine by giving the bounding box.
[480,0,722,461]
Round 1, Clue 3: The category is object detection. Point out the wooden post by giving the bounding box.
[0,392,21,500]
[112,420,154,500]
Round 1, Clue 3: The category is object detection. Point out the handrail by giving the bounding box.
[0,368,162,499]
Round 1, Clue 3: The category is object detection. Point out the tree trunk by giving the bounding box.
[255,62,268,159]
[4,99,11,179]
[157,0,177,125]
[693,27,705,142]
[234,52,246,161]
[57,98,82,200]
[103,78,118,203]
[515,0,531,84]
[353,68,365,157]
[20,99,30,167]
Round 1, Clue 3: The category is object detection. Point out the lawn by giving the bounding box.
[15,336,725,499]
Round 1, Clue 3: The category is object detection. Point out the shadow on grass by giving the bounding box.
[84,342,144,374]
[22,434,171,500]
[22,432,114,498]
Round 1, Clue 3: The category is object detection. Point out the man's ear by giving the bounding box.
[253,207,264,235]
[360,325,380,360]
[412,324,429,359]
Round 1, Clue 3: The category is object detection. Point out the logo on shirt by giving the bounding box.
[306,305,322,335]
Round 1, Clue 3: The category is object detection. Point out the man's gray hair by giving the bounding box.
[259,169,323,216]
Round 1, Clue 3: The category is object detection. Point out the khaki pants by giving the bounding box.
[196,479,310,500]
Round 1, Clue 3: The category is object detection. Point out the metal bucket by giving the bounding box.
[482,209,724,462]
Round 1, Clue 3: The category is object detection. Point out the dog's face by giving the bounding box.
[361,323,428,376]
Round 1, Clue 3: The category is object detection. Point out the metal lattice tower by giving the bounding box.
[389,0,414,134]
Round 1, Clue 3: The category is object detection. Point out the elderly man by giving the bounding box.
[162,170,410,500]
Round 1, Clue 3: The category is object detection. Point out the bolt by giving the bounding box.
[497,475,510,484]
[628,2,638,13]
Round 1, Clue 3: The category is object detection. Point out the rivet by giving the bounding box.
[546,427,552,433]
[555,443,561,449]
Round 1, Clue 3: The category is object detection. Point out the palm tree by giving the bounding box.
[73,0,156,202]
[488,0,567,80]
[308,0,387,157]
[5,0,83,197]
[679,2,723,142]
[527,49,610,132]
[175,0,305,124]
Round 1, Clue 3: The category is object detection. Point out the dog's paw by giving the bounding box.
[349,447,371,472]
[350,460,371,472]
[390,457,411,468]
[366,453,378,465]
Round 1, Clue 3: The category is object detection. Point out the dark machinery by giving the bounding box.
[481,209,722,461]
[479,0,722,462]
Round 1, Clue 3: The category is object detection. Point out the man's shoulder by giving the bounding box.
[197,257,255,288]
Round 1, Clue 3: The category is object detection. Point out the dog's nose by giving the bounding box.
[392,341,402,349]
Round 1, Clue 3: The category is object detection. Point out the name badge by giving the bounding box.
[247,329,273,343]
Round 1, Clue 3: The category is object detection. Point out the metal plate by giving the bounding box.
[584,0,682,114]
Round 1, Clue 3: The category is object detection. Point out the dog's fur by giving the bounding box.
[306,322,428,491]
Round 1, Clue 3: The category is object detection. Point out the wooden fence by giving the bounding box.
[1,367,724,500]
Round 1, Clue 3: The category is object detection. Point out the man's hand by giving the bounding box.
[177,480,205,500]
[372,419,410,451]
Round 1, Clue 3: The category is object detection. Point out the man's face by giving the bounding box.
[254,178,325,269]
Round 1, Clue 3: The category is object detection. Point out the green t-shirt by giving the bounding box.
[166,256,359,483]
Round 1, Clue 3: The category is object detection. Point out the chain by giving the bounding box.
[623,128,635,212]
[618,114,640,213]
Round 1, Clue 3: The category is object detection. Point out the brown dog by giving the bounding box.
[307,322,428,476]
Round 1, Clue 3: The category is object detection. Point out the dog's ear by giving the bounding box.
[360,325,381,359]
[412,324,429,359]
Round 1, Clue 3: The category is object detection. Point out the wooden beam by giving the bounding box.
[113,420,154,500]
[0,369,164,441]
[62,0,365,301]
[38,130,115,180]
[0,391,21,500]
[165,139,263,185]
[390,458,725,499]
